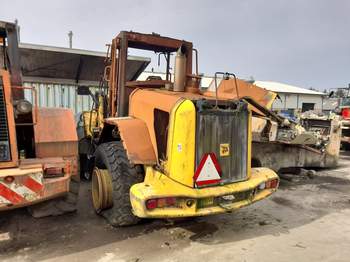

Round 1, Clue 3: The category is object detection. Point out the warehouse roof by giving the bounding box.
[19,43,150,85]
[254,81,325,96]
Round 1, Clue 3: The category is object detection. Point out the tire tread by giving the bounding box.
[95,141,143,226]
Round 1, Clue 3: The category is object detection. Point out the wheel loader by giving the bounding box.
[80,31,279,226]
[0,21,79,216]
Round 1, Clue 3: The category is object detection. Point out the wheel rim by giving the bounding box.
[92,168,113,213]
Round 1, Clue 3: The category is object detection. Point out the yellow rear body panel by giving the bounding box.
[130,166,278,218]
[165,100,196,187]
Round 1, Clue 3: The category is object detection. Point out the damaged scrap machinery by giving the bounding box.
[0,21,79,216]
[202,79,342,172]
[79,31,279,227]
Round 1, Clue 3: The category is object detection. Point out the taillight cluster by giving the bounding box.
[44,167,64,177]
[146,197,177,210]
[266,179,279,188]
[259,179,279,190]
[342,108,350,119]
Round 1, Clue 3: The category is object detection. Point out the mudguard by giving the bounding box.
[102,117,157,165]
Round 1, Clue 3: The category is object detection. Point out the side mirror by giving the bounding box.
[328,91,334,98]
[77,86,91,96]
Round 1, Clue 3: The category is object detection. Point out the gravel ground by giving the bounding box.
[0,151,349,262]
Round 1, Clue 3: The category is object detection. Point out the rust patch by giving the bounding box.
[203,78,277,115]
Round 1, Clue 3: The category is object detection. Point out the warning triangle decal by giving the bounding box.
[194,153,221,187]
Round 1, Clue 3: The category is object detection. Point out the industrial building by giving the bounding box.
[20,42,149,114]
[253,81,326,112]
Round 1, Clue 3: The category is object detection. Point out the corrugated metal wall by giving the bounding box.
[23,82,98,115]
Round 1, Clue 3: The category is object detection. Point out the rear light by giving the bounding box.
[265,179,279,189]
[146,197,177,210]
[4,176,14,183]
[44,167,64,177]
[146,199,157,209]
[342,108,350,119]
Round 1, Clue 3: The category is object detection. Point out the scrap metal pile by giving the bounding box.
[204,78,341,173]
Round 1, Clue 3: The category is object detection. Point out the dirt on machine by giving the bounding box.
[0,21,79,217]
[79,31,279,227]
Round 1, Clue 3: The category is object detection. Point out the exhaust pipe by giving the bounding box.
[173,45,187,92]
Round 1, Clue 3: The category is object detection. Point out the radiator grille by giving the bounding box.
[0,76,10,161]
[196,102,249,185]
[0,79,9,141]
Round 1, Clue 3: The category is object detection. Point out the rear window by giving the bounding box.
[154,109,169,161]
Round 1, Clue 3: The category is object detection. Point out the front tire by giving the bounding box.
[94,141,144,226]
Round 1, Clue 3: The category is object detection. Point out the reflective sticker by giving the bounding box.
[0,195,11,205]
[177,143,182,152]
[0,172,44,205]
[194,153,222,187]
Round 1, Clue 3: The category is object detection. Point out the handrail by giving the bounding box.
[214,72,239,108]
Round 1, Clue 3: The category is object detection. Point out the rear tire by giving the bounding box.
[28,175,80,218]
[94,141,144,227]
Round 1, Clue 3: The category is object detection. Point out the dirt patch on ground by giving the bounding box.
[0,152,349,261]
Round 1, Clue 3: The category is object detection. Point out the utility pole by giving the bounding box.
[14,19,20,42]
[68,31,73,48]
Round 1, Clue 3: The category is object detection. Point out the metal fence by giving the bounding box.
[23,82,98,115]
